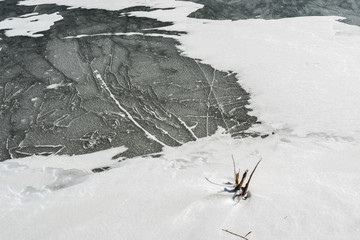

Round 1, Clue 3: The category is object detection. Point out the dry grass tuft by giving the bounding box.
[232,156,262,201]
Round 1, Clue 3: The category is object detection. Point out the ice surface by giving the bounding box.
[0,4,256,161]
[185,0,360,26]
[167,16,360,139]
[19,0,201,13]
[1,1,360,240]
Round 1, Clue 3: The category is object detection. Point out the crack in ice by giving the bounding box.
[92,69,167,147]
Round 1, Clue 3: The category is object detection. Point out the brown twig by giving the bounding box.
[241,158,262,198]
[238,169,248,190]
[234,169,248,191]
[222,229,249,240]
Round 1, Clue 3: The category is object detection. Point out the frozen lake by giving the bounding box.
[1,0,359,161]
[1,1,360,240]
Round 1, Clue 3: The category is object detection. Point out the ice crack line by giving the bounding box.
[195,62,230,133]
[171,112,198,140]
[93,70,167,147]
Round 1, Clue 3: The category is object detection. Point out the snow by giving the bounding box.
[0,12,63,37]
[1,1,360,240]
[184,17,360,139]
[133,12,360,139]
[1,0,200,38]
[1,133,360,239]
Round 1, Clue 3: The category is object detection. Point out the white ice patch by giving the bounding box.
[163,16,360,139]
[46,83,67,89]
[0,12,63,37]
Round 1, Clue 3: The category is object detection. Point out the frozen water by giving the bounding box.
[0,3,256,161]
[2,0,359,161]
[1,1,360,240]
[186,0,360,26]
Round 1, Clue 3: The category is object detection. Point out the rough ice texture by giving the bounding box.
[0,5,256,161]
[185,0,360,26]
[18,0,201,11]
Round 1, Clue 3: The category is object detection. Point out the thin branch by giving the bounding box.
[245,231,252,237]
[205,177,231,187]
[238,169,248,190]
[242,158,262,197]
[235,171,240,185]
[222,229,249,240]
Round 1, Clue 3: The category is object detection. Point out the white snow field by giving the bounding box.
[1,0,360,239]
[0,12,63,37]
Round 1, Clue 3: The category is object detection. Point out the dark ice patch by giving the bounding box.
[0,3,257,161]
[185,0,360,26]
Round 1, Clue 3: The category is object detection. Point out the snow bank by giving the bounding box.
[1,132,359,239]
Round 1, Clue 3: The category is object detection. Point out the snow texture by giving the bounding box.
[0,12,63,37]
[1,133,359,240]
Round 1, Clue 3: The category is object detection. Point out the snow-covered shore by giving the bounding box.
[1,132,359,239]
